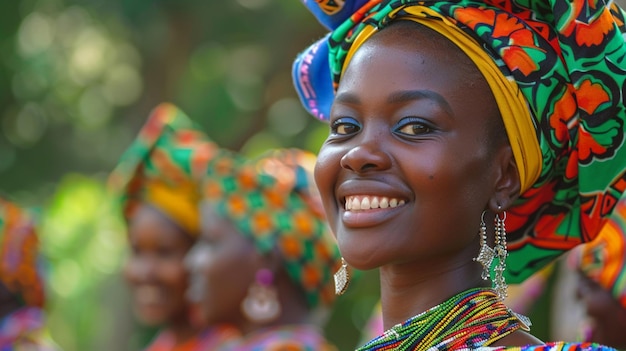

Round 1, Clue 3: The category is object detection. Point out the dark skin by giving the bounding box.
[314,21,540,346]
[123,204,198,344]
[185,202,310,335]
[576,271,626,349]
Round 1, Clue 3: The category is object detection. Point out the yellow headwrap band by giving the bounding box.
[341,6,542,193]
[144,180,200,235]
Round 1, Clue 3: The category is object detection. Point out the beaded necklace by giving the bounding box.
[357,288,529,351]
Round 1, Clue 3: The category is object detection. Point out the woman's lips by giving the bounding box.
[341,195,408,228]
[134,285,163,305]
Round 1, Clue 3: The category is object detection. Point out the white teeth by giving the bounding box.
[351,197,360,210]
[361,197,371,210]
[371,197,379,209]
[344,196,405,211]
[380,197,389,208]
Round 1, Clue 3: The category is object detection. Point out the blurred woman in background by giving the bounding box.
[109,104,239,350]
[185,148,342,350]
[570,197,626,350]
[0,197,60,350]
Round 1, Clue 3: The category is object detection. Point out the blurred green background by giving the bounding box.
[0,1,382,350]
[0,0,615,350]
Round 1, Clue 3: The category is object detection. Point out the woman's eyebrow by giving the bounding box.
[334,89,454,117]
[387,90,454,117]
[334,92,360,105]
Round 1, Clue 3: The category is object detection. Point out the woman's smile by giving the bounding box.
[344,195,406,211]
[341,205,408,228]
[336,180,412,228]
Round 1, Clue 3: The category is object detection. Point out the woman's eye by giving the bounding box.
[394,117,432,136]
[331,117,361,135]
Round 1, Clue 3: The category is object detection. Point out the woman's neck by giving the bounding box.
[165,319,199,345]
[379,256,488,330]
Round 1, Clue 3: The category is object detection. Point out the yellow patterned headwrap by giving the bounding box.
[108,103,219,236]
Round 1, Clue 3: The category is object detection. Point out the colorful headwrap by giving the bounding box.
[202,148,342,308]
[108,103,219,236]
[301,0,371,29]
[292,0,626,282]
[570,196,626,309]
[0,198,44,308]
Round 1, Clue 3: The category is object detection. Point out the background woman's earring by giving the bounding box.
[474,210,494,281]
[241,268,281,323]
[493,210,508,301]
[334,257,350,295]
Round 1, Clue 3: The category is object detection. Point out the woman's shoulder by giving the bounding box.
[479,342,617,351]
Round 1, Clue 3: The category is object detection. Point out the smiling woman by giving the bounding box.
[184,147,342,350]
[108,104,240,350]
[292,0,626,349]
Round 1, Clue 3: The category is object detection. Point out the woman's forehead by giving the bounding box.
[341,32,483,99]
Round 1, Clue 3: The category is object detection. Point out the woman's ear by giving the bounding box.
[489,145,521,212]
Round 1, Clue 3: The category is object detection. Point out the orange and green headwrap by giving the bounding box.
[0,198,45,308]
[108,103,219,236]
[202,148,342,308]
[293,0,626,283]
[570,197,626,309]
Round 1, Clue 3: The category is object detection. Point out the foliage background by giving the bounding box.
[1,0,618,350]
[0,1,380,349]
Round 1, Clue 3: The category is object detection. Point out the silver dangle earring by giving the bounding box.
[493,209,508,301]
[474,210,495,281]
[241,268,281,323]
[334,257,350,295]
[494,209,533,330]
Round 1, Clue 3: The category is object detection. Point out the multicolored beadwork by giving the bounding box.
[357,288,529,351]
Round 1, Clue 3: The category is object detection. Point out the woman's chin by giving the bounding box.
[341,249,386,271]
[338,239,389,271]
[188,303,208,328]
[135,309,168,327]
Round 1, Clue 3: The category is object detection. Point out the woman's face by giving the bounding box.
[123,205,194,326]
[315,23,504,270]
[576,272,626,349]
[185,202,263,328]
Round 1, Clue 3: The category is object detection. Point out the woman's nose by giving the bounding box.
[340,133,392,173]
[125,256,157,281]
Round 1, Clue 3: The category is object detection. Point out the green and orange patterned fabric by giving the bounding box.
[108,103,220,236]
[292,0,626,283]
[0,198,44,308]
[202,148,342,308]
